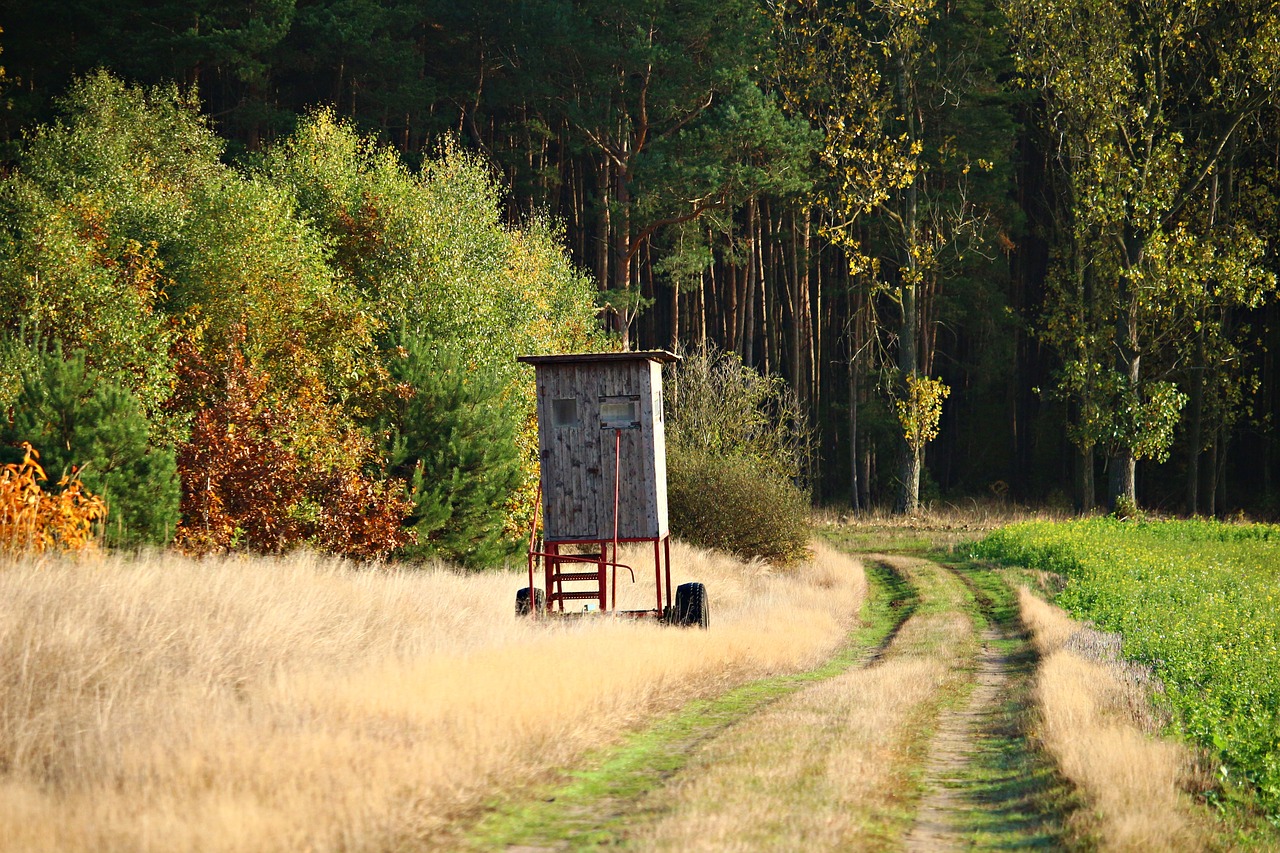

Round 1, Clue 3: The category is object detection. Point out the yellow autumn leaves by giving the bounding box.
[0,443,105,555]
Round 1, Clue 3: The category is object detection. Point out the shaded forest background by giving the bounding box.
[2,0,1280,525]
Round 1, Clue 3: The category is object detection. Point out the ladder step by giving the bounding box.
[551,591,604,601]
[551,571,603,582]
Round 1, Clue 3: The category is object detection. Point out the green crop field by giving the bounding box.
[974,519,1280,814]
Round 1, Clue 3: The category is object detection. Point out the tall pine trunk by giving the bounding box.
[1109,227,1144,510]
[893,53,923,515]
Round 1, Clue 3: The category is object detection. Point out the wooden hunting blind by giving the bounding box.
[515,350,707,627]
[518,351,678,542]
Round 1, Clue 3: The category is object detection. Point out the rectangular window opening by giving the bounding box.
[599,395,642,429]
[551,398,579,427]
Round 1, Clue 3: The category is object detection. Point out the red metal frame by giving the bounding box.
[525,428,673,619]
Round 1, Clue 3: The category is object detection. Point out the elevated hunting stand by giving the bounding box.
[515,351,708,627]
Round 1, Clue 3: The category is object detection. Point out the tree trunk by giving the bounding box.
[742,200,758,364]
[708,254,723,345]
[785,212,801,400]
[1108,448,1137,512]
[1109,226,1145,511]
[1185,358,1204,515]
[1079,445,1095,513]
[1206,431,1220,517]
[893,52,922,515]
[695,267,706,349]
[669,264,680,351]
[848,340,860,512]
[613,166,633,347]
[895,263,921,513]
[800,207,813,410]
[596,160,611,321]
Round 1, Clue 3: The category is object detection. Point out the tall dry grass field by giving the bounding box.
[1019,589,1208,851]
[0,541,863,852]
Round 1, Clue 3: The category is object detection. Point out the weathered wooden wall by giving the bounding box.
[524,354,673,542]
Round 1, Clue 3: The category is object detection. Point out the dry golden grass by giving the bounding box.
[814,498,1074,533]
[636,555,975,850]
[1019,588,1208,851]
[0,539,863,852]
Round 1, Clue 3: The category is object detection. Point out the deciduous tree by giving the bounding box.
[1007,0,1280,508]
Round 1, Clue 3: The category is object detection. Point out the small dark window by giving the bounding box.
[551,398,578,427]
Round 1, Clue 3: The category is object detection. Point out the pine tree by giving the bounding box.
[385,337,524,569]
[2,345,180,548]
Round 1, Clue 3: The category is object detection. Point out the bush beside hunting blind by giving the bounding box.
[515,351,708,627]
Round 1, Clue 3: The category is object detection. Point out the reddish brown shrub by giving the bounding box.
[172,336,412,560]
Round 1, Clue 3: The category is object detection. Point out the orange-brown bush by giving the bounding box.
[171,337,411,560]
[0,443,106,554]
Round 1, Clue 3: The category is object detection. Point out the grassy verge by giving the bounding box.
[975,520,1280,826]
[459,557,910,849]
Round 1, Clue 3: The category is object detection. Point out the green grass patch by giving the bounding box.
[460,558,912,849]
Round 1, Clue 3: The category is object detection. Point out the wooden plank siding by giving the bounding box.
[520,352,677,543]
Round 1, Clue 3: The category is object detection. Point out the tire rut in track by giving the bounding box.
[903,624,1011,851]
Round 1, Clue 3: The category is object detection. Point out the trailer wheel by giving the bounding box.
[674,582,709,629]
[515,587,545,617]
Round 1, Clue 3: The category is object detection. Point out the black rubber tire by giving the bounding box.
[515,587,545,617]
[674,582,710,629]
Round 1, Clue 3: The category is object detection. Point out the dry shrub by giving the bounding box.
[0,538,864,852]
[1020,589,1207,851]
[0,443,106,555]
[667,448,811,565]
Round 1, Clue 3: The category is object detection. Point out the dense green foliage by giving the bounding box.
[386,339,524,568]
[0,346,180,548]
[0,74,599,562]
[667,448,810,565]
[974,520,1280,811]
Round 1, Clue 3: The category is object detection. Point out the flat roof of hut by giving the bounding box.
[518,351,679,544]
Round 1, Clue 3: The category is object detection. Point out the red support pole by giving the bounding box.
[547,542,561,612]
[664,535,673,608]
[599,539,608,613]
[527,483,542,618]
[611,428,622,613]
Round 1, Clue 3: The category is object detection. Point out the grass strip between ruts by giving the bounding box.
[928,557,1080,849]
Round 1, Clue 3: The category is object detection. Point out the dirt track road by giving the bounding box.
[460,553,1068,850]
